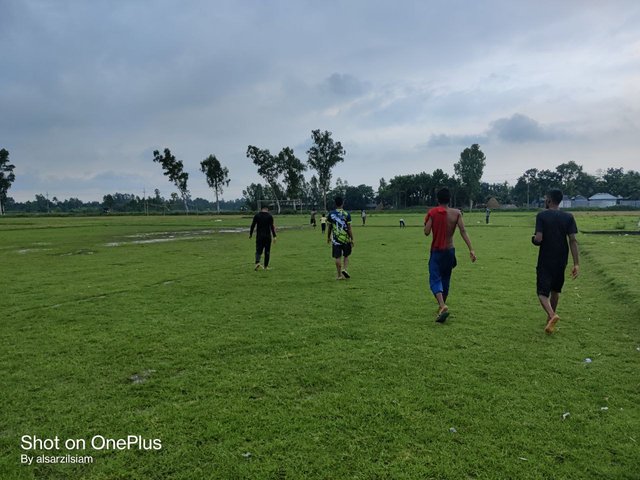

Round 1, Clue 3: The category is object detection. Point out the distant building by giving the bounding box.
[572,195,589,208]
[588,193,619,208]
[619,199,640,208]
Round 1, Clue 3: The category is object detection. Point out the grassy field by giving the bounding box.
[1,211,639,479]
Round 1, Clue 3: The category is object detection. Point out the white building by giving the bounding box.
[588,193,619,208]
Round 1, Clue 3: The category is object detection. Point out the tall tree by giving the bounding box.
[454,144,486,210]
[246,145,283,213]
[242,183,266,211]
[200,154,230,214]
[306,175,322,209]
[556,161,583,197]
[537,169,562,199]
[152,148,190,214]
[0,148,16,215]
[307,129,346,211]
[277,147,307,204]
[602,167,625,196]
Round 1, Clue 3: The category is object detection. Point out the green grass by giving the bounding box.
[1,212,639,479]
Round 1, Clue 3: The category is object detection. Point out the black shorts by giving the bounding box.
[536,265,566,296]
[332,243,352,258]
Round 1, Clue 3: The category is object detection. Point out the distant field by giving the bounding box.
[1,211,639,479]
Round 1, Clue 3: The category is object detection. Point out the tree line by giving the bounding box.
[1,140,639,215]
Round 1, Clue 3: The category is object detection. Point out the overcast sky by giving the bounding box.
[2,0,639,202]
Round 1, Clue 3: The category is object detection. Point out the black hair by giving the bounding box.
[436,188,451,205]
[547,189,563,205]
[334,196,344,207]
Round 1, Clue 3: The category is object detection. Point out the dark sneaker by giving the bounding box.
[341,270,350,279]
[436,306,449,323]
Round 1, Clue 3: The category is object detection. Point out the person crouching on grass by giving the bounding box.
[532,189,580,334]
[424,188,476,323]
[327,197,354,280]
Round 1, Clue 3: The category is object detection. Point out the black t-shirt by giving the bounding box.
[250,211,276,239]
[535,209,578,268]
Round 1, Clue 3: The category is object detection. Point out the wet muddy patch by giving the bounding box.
[104,228,250,247]
[60,249,96,256]
[128,369,156,384]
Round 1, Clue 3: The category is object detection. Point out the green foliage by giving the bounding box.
[200,154,230,213]
[454,144,486,210]
[513,165,640,205]
[306,129,346,210]
[277,147,306,200]
[152,148,190,213]
[247,145,284,212]
[0,148,16,214]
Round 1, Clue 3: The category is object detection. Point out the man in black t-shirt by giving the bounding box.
[532,189,580,334]
[249,206,277,270]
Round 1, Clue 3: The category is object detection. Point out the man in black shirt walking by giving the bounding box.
[250,205,277,270]
[532,189,580,334]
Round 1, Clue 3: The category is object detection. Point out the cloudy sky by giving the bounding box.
[2,0,639,202]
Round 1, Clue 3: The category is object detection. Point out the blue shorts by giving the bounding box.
[428,248,457,296]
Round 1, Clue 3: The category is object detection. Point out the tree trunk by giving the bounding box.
[215,189,220,214]
[182,195,189,215]
[322,190,327,211]
[0,198,3,215]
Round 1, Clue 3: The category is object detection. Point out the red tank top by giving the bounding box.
[425,206,450,251]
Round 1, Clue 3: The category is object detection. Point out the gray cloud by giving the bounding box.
[321,73,371,97]
[488,114,562,143]
[2,0,640,201]
[426,113,570,147]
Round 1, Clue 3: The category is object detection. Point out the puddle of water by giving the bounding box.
[60,249,96,256]
[105,228,249,247]
[129,369,156,384]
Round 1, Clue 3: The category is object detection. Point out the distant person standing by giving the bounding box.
[532,189,579,334]
[424,188,476,323]
[327,197,354,280]
[399,218,406,228]
[361,209,367,226]
[485,207,491,224]
[310,209,317,228]
[250,205,277,270]
[320,213,327,234]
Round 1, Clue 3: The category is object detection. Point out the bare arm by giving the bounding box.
[569,233,579,278]
[457,214,476,262]
[532,231,543,246]
[327,223,333,244]
[347,223,354,246]
[424,217,433,236]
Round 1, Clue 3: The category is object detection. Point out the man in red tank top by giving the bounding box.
[424,188,477,322]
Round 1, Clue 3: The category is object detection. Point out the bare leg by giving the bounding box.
[434,292,449,322]
[538,294,555,319]
[435,292,446,309]
[550,291,559,314]
[334,258,343,279]
[539,294,560,333]
[343,256,349,271]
